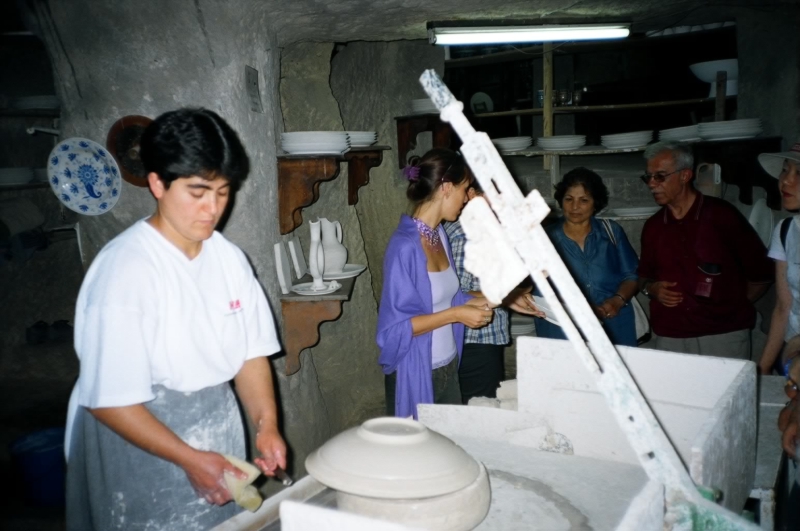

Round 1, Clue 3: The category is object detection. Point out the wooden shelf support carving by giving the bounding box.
[278,157,340,234]
[344,149,384,205]
[395,115,455,168]
[281,300,343,375]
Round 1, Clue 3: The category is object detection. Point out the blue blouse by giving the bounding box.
[535,216,639,346]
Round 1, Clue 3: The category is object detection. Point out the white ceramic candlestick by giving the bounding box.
[308,220,326,290]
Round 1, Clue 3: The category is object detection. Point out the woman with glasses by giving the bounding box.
[376,148,495,418]
[535,167,640,346]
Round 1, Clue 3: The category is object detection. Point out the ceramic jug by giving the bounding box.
[320,218,347,274]
[308,220,326,290]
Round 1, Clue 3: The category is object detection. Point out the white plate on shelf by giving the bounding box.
[323,263,367,280]
[291,281,342,296]
[274,242,292,295]
[287,237,307,279]
[603,206,661,217]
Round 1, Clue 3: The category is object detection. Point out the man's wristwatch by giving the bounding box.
[641,282,653,298]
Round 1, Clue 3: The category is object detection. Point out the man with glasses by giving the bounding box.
[636,141,773,359]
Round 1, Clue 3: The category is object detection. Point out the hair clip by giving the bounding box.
[403,164,421,182]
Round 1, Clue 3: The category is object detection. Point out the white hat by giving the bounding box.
[758,142,800,178]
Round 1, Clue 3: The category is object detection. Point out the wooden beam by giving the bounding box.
[543,42,554,171]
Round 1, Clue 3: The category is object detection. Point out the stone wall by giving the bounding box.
[330,40,445,298]
[28,0,329,492]
[736,8,800,148]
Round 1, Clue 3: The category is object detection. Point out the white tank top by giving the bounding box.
[428,264,459,369]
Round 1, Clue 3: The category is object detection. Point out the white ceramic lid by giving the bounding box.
[305,417,481,499]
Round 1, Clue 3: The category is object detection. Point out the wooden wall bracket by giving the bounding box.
[278,156,341,234]
[394,115,456,168]
[278,275,357,375]
[344,149,384,205]
[280,299,343,375]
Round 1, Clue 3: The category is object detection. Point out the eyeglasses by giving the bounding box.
[639,169,685,184]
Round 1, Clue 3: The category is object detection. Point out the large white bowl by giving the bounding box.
[689,59,738,83]
[306,417,481,499]
[336,462,491,531]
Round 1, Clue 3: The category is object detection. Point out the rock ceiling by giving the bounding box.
[255,0,795,44]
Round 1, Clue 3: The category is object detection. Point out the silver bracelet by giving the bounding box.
[613,293,627,305]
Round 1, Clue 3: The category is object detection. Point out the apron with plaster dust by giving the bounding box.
[66,382,245,531]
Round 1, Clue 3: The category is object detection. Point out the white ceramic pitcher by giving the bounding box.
[308,220,326,290]
[320,218,347,274]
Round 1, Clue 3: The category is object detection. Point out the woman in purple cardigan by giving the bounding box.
[377,149,494,418]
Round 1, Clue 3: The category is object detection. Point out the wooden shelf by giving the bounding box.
[394,115,458,168]
[280,274,357,375]
[344,148,386,206]
[503,145,646,156]
[0,108,60,117]
[474,96,736,119]
[277,146,389,235]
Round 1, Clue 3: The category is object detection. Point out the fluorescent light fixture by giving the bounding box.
[428,23,630,46]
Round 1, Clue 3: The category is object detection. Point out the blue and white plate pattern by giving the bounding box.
[47,138,122,215]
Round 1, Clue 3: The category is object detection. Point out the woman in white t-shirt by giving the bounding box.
[759,144,800,375]
[65,109,286,530]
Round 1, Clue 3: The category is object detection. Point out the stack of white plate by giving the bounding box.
[659,125,701,142]
[492,136,532,152]
[0,168,34,185]
[281,132,349,155]
[697,119,762,141]
[410,98,437,115]
[601,206,661,218]
[346,131,377,147]
[536,135,586,151]
[600,131,653,149]
[510,312,537,337]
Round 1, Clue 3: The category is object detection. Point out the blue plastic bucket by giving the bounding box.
[9,427,66,507]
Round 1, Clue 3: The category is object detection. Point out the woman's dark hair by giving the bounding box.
[140,108,250,189]
[405,148,470,204]
[553,167,609,213]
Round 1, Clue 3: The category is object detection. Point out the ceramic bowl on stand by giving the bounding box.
[305,417,491,530]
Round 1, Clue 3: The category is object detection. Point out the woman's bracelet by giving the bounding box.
[613,293,627,305]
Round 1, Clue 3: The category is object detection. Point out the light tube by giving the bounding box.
[428,24,630,45]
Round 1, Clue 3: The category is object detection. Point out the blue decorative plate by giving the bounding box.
[47,138,122,215]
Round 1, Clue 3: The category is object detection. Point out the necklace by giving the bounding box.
[412,217,441,249]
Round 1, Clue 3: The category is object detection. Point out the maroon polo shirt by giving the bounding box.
[638,193,774,338]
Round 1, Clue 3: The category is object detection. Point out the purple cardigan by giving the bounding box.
[377,214,470,418]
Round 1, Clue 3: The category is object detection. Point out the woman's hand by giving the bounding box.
[254,425,287,476]
[182,449,247,505]
[506,292,545,318]
[457,304,494,329]
[466,296,498,310]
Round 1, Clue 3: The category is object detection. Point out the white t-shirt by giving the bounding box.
[66,220,281,453]
[768,216,800,341]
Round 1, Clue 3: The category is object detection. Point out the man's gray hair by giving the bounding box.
[643,141,694,170]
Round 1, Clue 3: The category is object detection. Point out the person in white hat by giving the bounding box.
[758,142,800,376]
